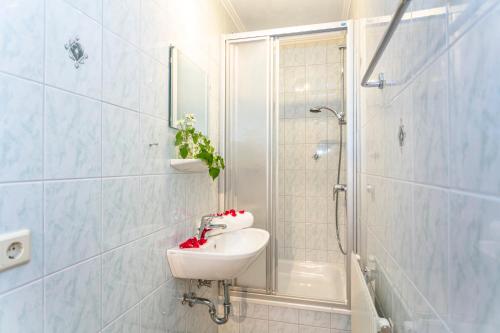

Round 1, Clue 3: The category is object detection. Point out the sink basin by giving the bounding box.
[167,228,269,280]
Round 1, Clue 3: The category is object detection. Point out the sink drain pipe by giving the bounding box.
[182,280,231,325]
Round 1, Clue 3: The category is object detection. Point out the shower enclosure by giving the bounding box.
[222,21,355,307]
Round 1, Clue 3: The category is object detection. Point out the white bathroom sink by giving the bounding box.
[167,228,269,280]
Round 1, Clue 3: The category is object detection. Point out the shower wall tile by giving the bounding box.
[103,0,140,46]
[305,118,327,144]
[0,74,43,182]
[102,177,142,250]
[0,282,43,333]
[0,183,43,293]
[284,223,306,249]
[102,103,141,176]
[306,92,328,117]
[44,258,101,333]
[284,67,306,93]
[306,64,327,91]
[282,44,306,67]
[284,170,306,196]
[279,39,346,264]
[0,0,44,81]
[284,118,306,143]
[284,144,306,170]
[305,42,327,65]
[326,63,342,91]
[44,179,101,273]
[305,223,328,250]
[44,87,101,179]
[284,196,306,221]
[45,0,102,99]
[102,31,140,111]
[284,92,306,119]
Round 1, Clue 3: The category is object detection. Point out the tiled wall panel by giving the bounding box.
[354,0,500,332]
[0,0,236,332]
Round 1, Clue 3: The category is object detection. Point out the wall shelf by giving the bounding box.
[170,159,206,173]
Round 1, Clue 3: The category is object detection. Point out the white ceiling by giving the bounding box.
[225,0,351,31]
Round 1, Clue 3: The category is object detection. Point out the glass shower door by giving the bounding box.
[224,37,275,291]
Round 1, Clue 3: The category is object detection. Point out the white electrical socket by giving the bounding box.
[0,229,31,272]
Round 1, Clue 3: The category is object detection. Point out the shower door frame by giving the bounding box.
[221,20,358,309]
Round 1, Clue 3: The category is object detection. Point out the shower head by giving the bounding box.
[309,106,346,124]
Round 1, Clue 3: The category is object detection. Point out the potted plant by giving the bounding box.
[174,114,225,180]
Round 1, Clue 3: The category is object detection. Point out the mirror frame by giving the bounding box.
[168,45,209,135]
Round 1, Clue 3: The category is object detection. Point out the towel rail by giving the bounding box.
[361,0,412,89]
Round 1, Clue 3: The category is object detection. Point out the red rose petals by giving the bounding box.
[179,237,200,249]
[180,209,249,248]
[179,227,211,249]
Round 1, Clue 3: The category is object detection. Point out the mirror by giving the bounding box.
[169,46,208,134]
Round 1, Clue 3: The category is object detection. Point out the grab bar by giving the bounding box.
[361,0,412,89]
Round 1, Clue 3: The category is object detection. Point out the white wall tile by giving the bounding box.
[141,114,170,174]
[269,305,299,324]
[0,183,43,293]
[239,317,269,333]
[299,310,330,328]
[64,0,102,22]
[449,193,500,333]
[44,258,101,333]
[102,177,142,250]
[103,0,140,45]
[449,6,500,196]
[102,305,140,333]
[102,242,142,325]
[102,103,141,176]
[102,31,140,110]
[46,0,102,99]
[0,0,44,81]
[0,282,43,333]
[0,0,233,332]
[140,0,169,65]
[44,179,101,273]
[240,302,268,320]
[140,54,169,119]
[45,87,101,179]
[0,74,43,182]
[269,321,299,333]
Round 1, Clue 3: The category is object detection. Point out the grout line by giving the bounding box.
[362,172,500,202]
[42,0,47,330]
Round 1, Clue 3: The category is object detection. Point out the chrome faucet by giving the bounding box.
[198,214,227,237]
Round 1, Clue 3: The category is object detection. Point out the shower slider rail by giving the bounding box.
[361,0,412,89]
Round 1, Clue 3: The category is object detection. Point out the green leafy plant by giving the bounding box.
[174,114,225,180]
